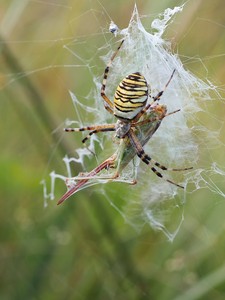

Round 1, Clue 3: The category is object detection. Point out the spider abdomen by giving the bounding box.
[113,72,148,121]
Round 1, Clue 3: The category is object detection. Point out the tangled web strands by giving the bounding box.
[42,5,224,240]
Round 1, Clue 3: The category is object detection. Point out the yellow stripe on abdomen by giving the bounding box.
[114,72,148,120]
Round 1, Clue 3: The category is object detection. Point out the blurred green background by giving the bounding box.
[1,0,225,299]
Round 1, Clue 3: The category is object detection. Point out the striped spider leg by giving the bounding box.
[64,124,116,146]
[127,128,192,189]
[100,39,125,114]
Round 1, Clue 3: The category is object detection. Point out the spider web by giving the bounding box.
[41,3,225,240]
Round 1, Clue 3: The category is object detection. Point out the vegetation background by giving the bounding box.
[1,0,225,299]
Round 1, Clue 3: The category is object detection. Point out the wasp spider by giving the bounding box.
[65,40,192,188]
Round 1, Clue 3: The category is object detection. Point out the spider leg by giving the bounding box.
[64,124,116,145]
[101,39,125,114]
[152,69,176,102]
[81,127,115,145]
[132,69,176,122]
[127,129,192,189]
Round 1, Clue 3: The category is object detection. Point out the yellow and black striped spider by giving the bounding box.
[65,40,192,188]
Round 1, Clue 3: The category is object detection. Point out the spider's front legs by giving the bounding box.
[100,39,125,114]
[152,69,176,102]
[127,129,192,189]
